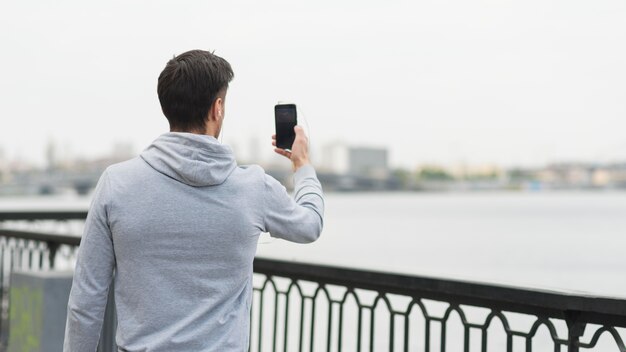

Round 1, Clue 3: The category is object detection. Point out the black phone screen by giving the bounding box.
[274,104,297,150]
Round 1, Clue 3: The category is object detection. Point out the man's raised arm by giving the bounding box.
[265,126,324,243]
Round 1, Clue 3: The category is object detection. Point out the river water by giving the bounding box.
[259,191,626,299]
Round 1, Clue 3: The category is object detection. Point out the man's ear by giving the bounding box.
[209,97,223,122]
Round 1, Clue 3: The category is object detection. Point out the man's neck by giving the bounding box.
[170,124,219,138]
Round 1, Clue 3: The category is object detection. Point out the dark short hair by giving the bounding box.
[157,50,234,132]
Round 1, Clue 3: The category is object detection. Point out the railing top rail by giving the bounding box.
[0,229,81,246]
[0,210,88,221]
[254,258,626,327]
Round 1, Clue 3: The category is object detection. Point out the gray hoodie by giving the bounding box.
[63,132,324,351]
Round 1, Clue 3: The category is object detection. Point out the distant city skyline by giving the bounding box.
[1,0,625,168]
[3,136,625,196]
[1,137,624,175]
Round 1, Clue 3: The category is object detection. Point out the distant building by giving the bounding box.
[321,144,389,179]
[0,146,7,183]
[348,147,388,179]
[46,138,58,171]
[321,143,349,174]
[595,164,626,187]
[543,163,592,187]
[591,168,611,187]
[448,163,503,180]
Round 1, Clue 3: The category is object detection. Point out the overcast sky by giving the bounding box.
[1,0,625,169]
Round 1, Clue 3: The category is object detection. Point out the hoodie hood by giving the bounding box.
[140,132,237,187]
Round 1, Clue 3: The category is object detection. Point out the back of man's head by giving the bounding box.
[157,50,234,132]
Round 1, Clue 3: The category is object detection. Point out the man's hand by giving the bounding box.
[272,126,310,171]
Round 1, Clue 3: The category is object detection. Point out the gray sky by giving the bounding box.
[1,0,625,168]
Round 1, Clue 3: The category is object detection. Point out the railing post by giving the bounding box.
[565,311,586,352]
[47,241,59,269]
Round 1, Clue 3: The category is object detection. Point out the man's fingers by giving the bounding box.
[294,126,307,141]
[293,126,308,145]
[274,148,291,158]
[272,141,276,146]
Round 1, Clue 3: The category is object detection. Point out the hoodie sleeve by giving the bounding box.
[64,170,115,352]
[263,164,324,243]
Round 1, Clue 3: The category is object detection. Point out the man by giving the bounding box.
[63,49,324,351]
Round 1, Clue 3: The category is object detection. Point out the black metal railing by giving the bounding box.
[1,211,626,351]
[251,259,626,352]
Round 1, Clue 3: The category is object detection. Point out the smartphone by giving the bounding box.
[274,103,297,150]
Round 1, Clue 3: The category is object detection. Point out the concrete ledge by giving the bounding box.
[8,270,73,352]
